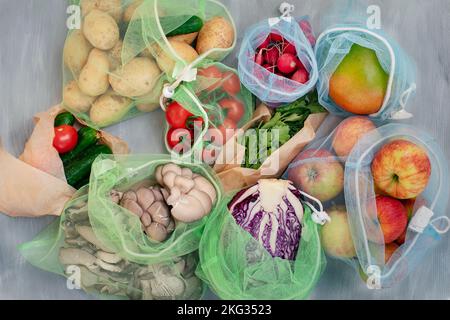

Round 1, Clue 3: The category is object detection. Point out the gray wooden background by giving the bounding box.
[0,0,449,300]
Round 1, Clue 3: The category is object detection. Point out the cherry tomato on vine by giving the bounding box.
[165,102,193,129]
[186,116,205,131]
[166,127,193,151]
[219,98,245,123]
[218,118,237,143]
[222,71,241,96]
[53,125,78,154]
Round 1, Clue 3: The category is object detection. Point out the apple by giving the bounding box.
[370,195,408,244]
[321,206,356,258]
[332,116,377,158]
[288,149,344,202]
[384,243,399,263]
[371,139,431,200]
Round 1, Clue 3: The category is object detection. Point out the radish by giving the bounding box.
[283,42,297,55]
[277,53,298,74]
[269,32,283,43]
[262,64,276,73]
[291,68,309,84]
[263,46,280,65]
[255,49,264,65]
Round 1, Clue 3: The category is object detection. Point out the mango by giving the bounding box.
[329,44,389,115]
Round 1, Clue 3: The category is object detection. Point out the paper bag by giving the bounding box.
[0,105,129,217]
[214,104,327,192]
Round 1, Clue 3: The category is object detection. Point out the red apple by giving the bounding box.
[288,149,344,202]
[384,243,399,263]
[395,197,426,245]
[332,116,377,158]
[321,206,356,258]
[371,140,431,200]
[372,195,408,244]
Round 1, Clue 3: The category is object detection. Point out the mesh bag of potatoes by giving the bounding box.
[87,154,223,265]
[63,0,236,128]
[19,186,204,300]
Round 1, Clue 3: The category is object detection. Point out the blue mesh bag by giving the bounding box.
[238,5,318,106]
[315,22,417,120]
[345,124,449,288]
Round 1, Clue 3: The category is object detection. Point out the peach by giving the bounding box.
[321,206,356,258]
[332,116,377,158]
[288,149,344,202]
[371,139,431,200]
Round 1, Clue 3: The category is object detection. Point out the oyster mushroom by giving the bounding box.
[150,275,185,299]
[146,222,168,242]
[147,201,170,227]
[75,225,114,253]
[156,163,217,223]
[59,248,97,269]
[96,251,122,264]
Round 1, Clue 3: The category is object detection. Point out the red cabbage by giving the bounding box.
[229,179,304,260]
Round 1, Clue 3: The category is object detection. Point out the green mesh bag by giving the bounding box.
[88,154,223,265]
[63,0,236,128]
[163,62,254,162]
[197,196,326,300]
[19,186,205,300]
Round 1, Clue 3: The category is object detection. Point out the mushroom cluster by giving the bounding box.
[59,197,203,300]
[114,163,217,242]
[118,186,175,242]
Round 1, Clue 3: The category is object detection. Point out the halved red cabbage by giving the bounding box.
[229,179,304,260]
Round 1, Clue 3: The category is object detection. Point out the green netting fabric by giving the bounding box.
[19,186,204,300]
[88,154,223,265]
[197,197,326,300]
[164,62,255,160]
[63,0,236,128]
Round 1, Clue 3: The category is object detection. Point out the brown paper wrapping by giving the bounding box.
[214,104,327,193]
[0,105,129,217]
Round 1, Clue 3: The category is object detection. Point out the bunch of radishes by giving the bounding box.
[254,32,310,84]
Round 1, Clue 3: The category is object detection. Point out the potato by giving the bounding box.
[81,0,123,22]
[63,81,96,113]
[136,103,160,112]
[83,9,119,50]
[90,91,133,127]
[107,39,123,70]
[63,30,92,75]
[154,40,199,76]
[135,79,164,112]
[123,0,143,23]
[109,57,161,97]
[78,48,110,97]
[196,16,234,56]
[168,32,198,45]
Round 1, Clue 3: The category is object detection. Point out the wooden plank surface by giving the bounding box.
[0,0,449,299]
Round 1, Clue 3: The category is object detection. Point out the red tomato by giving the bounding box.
[219,99,245,123]
[53,125,78,154]
[203,127,225,146]
[222,72,241,96]
[269,32,284,42]
[166,127,193,150]
[198,65,223,92]
[165,102,193,129]
[186,116,205,131]
[218,118,237,143]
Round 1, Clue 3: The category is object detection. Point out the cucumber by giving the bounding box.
[55,112,75,127]
[65,144,112,188]
[61,127,99,165]
[73,175,91,190]
[163,15,203,37]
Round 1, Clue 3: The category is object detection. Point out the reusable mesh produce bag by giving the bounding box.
[315,22,417,120]
[19,186,204,300]
[197,194,326,300]
[163,62,254,160]
[345,124,449,288]
[63,0,236,128]
[238,10,318,106]
[88,154,223,265]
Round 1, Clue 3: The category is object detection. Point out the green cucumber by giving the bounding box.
[65,144,112,188]
[163,15,203,37]
[73,175,91,190]
[61,127,99,165]
[55,112,75,127]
